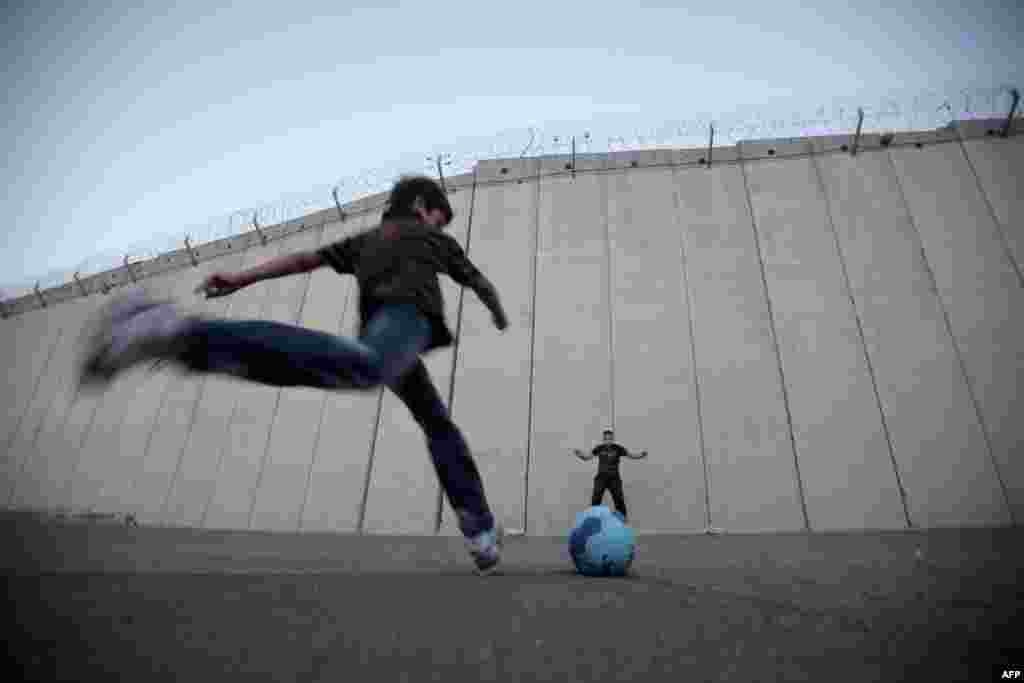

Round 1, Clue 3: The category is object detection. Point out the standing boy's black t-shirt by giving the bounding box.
[315,219,484,352]
[592,443,629,476]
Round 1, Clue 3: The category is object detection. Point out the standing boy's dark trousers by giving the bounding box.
[591,473,627,520]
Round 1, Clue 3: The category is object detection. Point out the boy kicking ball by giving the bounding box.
[79,176,509,575]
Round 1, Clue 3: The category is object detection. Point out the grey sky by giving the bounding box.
[2,0,1021,291]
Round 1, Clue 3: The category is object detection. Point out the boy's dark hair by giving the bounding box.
[603,429,614,437]
[382,175,453,226]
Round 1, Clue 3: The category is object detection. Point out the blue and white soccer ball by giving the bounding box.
[568,505,636,577]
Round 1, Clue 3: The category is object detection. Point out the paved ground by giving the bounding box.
[2,511,1022,682]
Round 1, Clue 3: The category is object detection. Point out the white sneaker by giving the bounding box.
[80,290,186,387]
[104,288,167,326]
[466,525,504,576]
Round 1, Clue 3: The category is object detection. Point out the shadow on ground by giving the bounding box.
[2,512,1021,681]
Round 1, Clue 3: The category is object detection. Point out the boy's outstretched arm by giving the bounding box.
[626,449,649,459]
[471,275,509,330]
[235,251,324,287]
[444,238,508,329]
[571,449,594,460]
[197,250,324,297]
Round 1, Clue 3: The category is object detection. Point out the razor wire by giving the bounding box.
[1,82,1019,304]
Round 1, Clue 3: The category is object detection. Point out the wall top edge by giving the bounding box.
[3,117,1016,319]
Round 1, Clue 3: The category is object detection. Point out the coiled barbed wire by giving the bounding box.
[1,83,1019,302]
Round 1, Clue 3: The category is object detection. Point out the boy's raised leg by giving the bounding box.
[389,360,502,575]
[78,290,501,573]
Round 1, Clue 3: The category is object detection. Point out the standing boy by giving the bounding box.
[571,429,648,522]
[79,176,509,574]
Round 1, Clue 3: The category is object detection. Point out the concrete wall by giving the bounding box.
[2,118,1020,535]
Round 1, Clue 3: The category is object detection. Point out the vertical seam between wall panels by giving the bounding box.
[300,217,362,532]
[164,262,243,525]
[195,240,284,528]
[296,220,335,532]
[956,137,1024,289]
[161,368,208,523]
[602,170,616,432]
[237,241,288,529]
[5,322,65,507]
[159,286,222,525]
[296,222,327,325]
[65,380,107,513]
[199,258,258,528]
[671,167,712,532]
[436,173,478,533]
[48,339,92,508]
[129,361,178,522]
[34,337,75,455]
[161,274,228,524]
[358,389,386,534]
[739,154,811,532]
[246,225,326,530]
[357,209,386,534]
[885,149,1016,526]
[296,391,326,532]
[58,304,107,513]
[163,268,235,524]
[524,162,542,535]
[5,322,63,452]
[810,150,912,529]
[245,332,291,528]
[106,346,167,513]
[70,301,136,510]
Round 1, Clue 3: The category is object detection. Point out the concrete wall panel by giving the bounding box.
[889,144,1022,523]
[66,267,193,515]
[605,166,706,532]
[300,212,384,533]
[68,350,155,515]
[173,238,288,529]
[815,146,1006,527]
[200,229,320,530]
[247,227,337,532]
[0,307,63,456]
[101,244,253,521]
[2,300,72,507]
[155,248,249,526]
[361,193,471,534]
[8,296,106,510]
[439,164,538,537]
[742,145,904,531]
[959,135,1024,283]
[528,169,613,536]
[109,364,181,520]
[123,257,228,524]
[3,134,1019,535]
[0,307,63,503]
[106,312,192,520]
[672,163,802,532]
[186,238,307,531]
[54,361,111,512]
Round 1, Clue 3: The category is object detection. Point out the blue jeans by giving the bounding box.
[177,304,494,538]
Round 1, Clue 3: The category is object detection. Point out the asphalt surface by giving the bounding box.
[3,511,1022,682]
